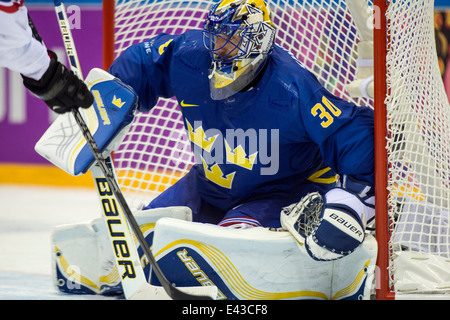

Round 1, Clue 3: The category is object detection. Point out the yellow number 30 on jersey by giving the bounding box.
[311,96,342,128]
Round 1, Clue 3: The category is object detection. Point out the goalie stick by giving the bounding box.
[28,5,216,300]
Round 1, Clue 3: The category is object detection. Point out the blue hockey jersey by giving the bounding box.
[109,30,374,211]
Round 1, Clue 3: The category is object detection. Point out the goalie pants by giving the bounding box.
[145,166,336,228]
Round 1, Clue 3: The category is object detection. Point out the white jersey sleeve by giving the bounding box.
[0,0,50,80]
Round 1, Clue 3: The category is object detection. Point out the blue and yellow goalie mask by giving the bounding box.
[203,0,276,100]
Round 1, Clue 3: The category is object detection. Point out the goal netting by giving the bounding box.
[383,0,450,298]
[103,0,450,299]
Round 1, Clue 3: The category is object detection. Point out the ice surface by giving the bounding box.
[0,184,119,300]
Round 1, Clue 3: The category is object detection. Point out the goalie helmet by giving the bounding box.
[203,0,276,100]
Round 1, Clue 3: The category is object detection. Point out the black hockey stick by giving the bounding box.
[28,9,215,300]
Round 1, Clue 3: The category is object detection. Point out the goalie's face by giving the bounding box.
[203,17,249,63]
[213,33,243,61]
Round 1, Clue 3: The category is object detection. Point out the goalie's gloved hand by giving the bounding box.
[281,176,374,261]
[22,51,94,114]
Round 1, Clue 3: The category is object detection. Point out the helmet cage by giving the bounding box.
[202,0,276,100]
[203,20,256,63]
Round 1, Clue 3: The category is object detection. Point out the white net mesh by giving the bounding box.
[110,0,373,207]
[385,0,450,293]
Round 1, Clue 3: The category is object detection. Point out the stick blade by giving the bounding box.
[129,283,218,300]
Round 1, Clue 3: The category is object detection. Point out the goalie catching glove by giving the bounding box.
[22,51,94,114]
[281,176,375,261]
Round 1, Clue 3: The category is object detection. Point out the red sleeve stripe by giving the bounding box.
[0,0,25,13]
[217,217,263,228]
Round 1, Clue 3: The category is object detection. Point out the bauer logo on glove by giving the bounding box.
[281,186,373,261]
[35,68,138,176]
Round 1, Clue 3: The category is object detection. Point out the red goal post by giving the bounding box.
[372,0,389,300]
[102,0,450,300]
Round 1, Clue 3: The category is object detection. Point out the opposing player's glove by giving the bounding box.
[22,51,94,114]
[281,176,374,261]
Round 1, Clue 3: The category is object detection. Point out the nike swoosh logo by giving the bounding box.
[180,100,199,107]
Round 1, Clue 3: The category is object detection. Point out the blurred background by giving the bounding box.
[0,0,103,189]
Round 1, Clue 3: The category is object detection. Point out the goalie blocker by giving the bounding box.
[35,68,138,176]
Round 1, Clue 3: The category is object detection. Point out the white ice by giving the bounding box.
[0,184,119,300]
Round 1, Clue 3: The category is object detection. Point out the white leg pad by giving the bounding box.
[51,206,192,295]
[151,218,378,300]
